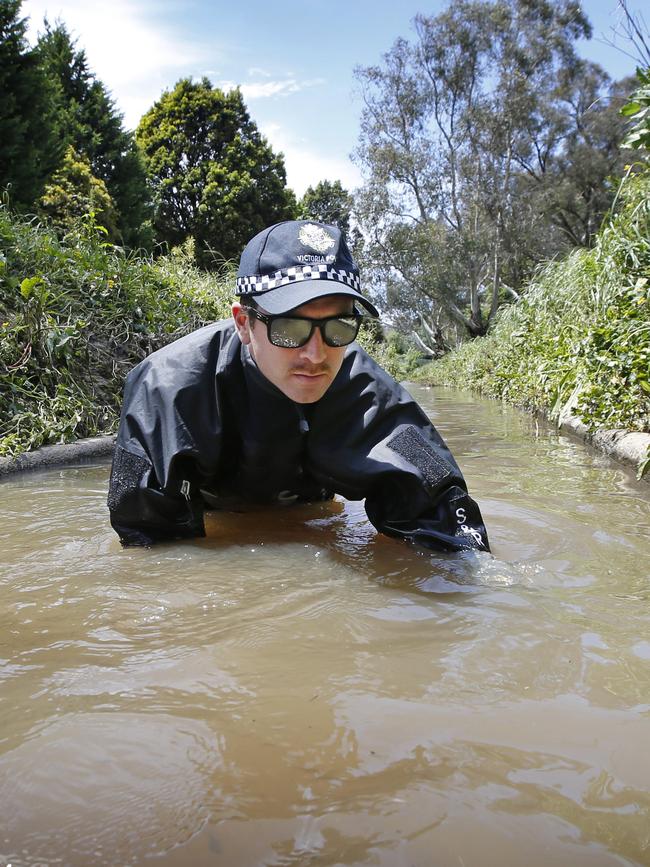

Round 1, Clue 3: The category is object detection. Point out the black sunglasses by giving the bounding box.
[249,310,363,348]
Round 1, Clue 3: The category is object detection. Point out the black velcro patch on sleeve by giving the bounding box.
[386,426,451,489]
[107,445,151,511]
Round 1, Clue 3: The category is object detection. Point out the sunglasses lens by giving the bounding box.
[269,318,312,348]
[323,317,360,346]
[267,316,361,348]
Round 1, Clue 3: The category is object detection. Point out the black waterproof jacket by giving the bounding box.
[107,320,489,552]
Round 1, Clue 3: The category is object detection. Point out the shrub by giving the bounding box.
[414,169,650,437]
[0,208,233,456]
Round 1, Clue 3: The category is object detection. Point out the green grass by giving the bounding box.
[414,169,650,443]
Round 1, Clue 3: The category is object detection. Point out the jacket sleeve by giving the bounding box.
[107,325,228,546]
[312,349,490,554]
[107,446,206,547]
[362,422,490,553]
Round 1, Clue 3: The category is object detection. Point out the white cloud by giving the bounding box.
[247,66,272,78]
[218,77,326,101]
[22,0,210,129]
[261,123,362,197]
[243,80,301,99]
[18,2,359,197]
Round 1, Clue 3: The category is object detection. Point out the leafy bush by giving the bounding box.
[621,67,650,151]
[356,321,422,382]
[0,208,232,456]
[414,169,650,439]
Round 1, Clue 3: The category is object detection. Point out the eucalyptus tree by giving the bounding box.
[137,78,297,266]
[355,0,631,339]
[511,61,636,247]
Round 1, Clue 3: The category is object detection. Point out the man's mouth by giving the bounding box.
[292,368,329,378]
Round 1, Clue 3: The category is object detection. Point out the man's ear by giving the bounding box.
[232,302,252,345]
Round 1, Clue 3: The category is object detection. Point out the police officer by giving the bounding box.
[107,220,489,552]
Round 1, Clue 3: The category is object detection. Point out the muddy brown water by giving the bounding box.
[1,385,649,867]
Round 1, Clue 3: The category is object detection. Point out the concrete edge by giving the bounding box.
[0,435,116,478]
[557,413,650,481]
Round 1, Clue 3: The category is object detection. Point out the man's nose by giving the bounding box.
[300,326,327,363]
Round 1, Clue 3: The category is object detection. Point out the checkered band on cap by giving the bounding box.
[236,263,361,296]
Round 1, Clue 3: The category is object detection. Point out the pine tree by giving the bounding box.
[0,0,62,207]
[36,21,151,248]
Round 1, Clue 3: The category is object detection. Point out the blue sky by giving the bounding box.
[22,0,642,196]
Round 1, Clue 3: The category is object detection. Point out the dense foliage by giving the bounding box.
[36,22,152,249]
[299,181,353,236]
[413,169,650,446]
[0,207,232,456]
[38,146,120,241]
[1,2,299,258]
[622,67,650,150]
[137,78,297,266]
[0,0,62,207]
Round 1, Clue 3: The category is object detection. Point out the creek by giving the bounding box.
[1,385,649,867]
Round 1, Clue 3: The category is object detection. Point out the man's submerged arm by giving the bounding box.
[365,481,490,553]
[107,444,206,546]
[358,419,490,554]
[105,324,231,547]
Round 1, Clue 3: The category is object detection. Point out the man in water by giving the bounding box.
[107,220,489,552]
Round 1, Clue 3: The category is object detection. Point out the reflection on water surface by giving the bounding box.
[1,386,649,866]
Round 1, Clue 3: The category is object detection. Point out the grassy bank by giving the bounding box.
[5,171,647,464]
[0,210,233,456]
[414,170,650,446]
